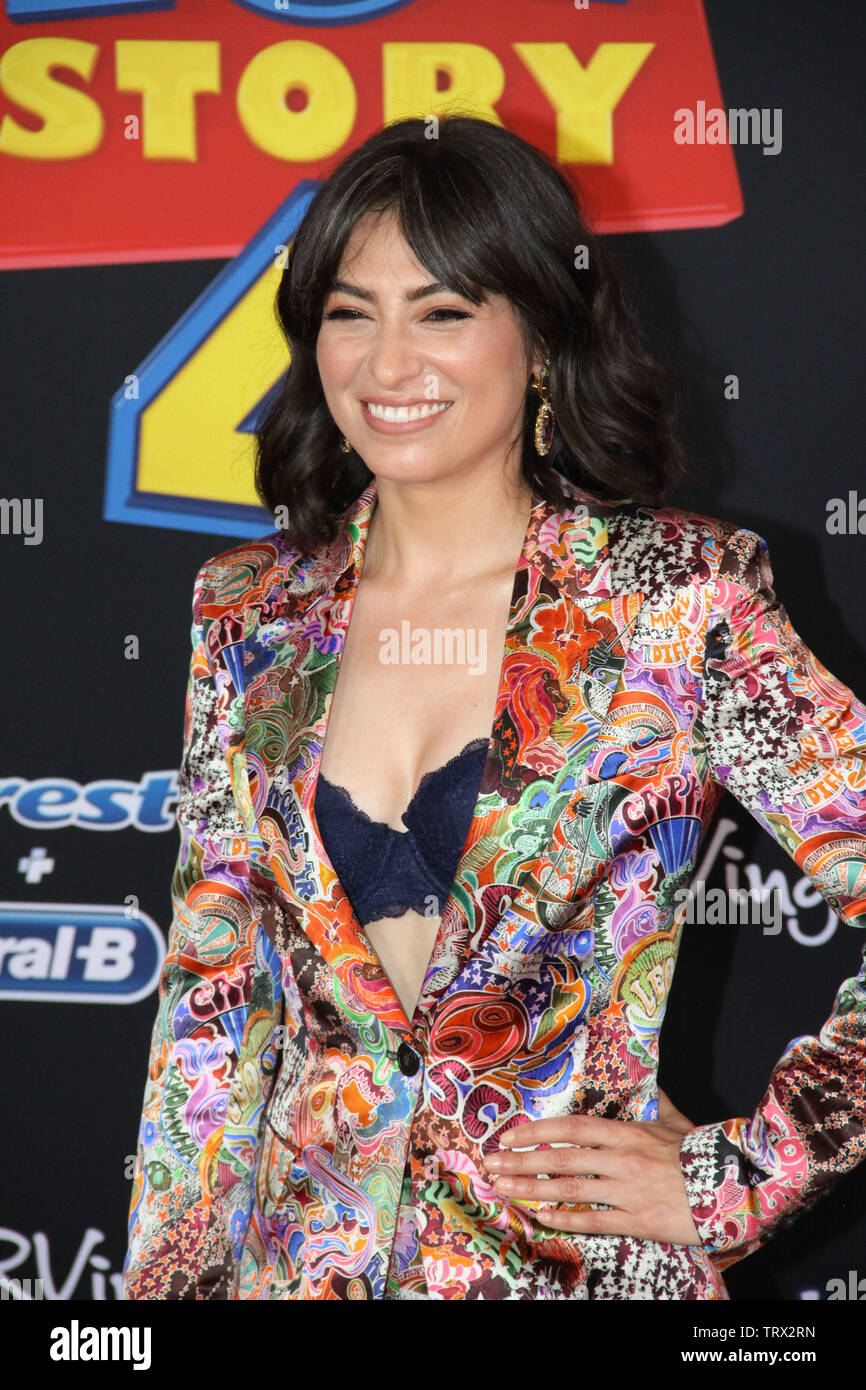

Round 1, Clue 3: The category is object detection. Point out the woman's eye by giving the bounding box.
[323,307,470,322]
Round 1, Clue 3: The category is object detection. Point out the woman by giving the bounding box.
[123,115,866,1300]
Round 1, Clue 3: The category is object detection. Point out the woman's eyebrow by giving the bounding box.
[328,278,465,303]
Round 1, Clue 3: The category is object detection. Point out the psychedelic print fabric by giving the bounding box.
[123,478,866,1300]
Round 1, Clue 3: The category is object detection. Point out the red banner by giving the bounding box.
[1,0,741,269]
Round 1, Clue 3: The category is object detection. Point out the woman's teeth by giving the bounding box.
[364,400,452,423]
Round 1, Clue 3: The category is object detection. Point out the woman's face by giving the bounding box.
[316,209,541,488]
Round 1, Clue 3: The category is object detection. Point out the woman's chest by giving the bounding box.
[317,579,513,826]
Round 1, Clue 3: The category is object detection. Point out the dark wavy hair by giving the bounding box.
[255,113,688,553]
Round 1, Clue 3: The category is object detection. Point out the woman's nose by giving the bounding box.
[367,326,424,386]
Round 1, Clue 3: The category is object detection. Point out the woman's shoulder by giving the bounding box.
[196,525,299,571]
[189,526,318,613]
[193,491,771,613]
[564,488,772,602]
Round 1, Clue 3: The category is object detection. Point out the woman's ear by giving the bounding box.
[529,349,548,387]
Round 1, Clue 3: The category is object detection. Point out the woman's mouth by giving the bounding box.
[362,399,453,432]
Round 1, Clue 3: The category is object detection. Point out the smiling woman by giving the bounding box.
[315,213,543,490]
[255,114,685,551]
[123,114,866,1302]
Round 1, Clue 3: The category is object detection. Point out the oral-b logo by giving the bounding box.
[0,903,164,1004]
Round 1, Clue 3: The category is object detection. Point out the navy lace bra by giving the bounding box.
[314,738,489,926]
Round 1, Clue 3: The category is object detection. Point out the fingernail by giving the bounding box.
[493,1176,515,1190]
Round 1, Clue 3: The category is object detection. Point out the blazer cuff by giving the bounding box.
[678,1120,764,1258]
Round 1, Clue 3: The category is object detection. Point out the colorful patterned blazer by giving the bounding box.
[123,476,866,1300]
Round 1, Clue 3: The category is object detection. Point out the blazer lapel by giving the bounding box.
[413,491,646,1018]
[238,478,645,1035]
[242,483,414,1032]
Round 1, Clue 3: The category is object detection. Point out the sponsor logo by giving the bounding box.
[0,1225,123,1301]
[0,771,178,831]
[0,902,164,1004]
[692,816,843,947]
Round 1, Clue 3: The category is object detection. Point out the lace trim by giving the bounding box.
[316,736,489,831]
[362,899,443,926]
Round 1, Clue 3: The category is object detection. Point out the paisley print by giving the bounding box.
[123,477,866,1300]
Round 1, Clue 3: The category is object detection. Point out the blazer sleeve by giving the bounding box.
[678,527,866,1269]
[123,561,283,1299]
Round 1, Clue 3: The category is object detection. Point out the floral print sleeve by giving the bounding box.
[679,528,866,1268]
[123,563,283,1299]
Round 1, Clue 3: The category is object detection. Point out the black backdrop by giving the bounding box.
[1,0,864,1302]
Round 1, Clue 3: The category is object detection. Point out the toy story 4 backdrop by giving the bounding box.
[1,0,864,1301]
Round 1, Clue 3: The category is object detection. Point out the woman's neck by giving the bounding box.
[361,465,534,589]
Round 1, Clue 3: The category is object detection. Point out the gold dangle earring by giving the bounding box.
[532,356,555,456]
[340,435,352,453]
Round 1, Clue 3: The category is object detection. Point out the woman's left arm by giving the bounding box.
[673,527,866,1266]
[485,527,866,1258]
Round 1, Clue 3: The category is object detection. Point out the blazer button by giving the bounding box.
[396,1041,421,1076]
